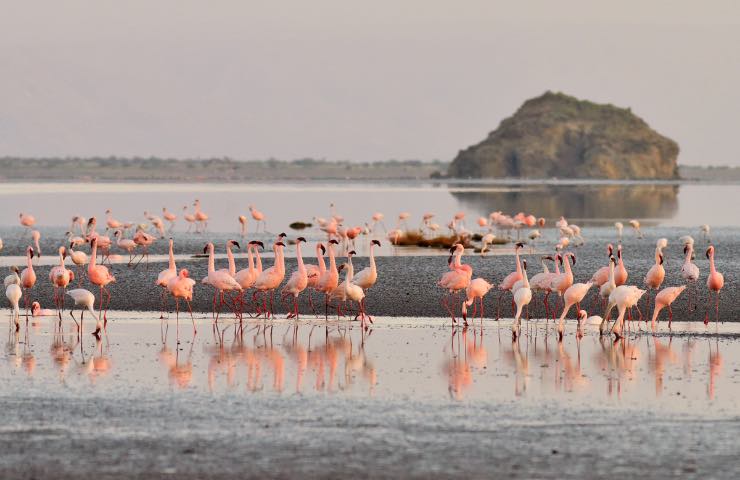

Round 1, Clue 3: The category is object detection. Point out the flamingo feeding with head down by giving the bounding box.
[651,285,686,330]
[498,242,524,318]
[556,281,594,340]
[66,288,102,338]
[6,283,21,331]
[461,278,494,326]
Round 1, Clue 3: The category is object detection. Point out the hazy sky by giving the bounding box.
[2,1,740,165]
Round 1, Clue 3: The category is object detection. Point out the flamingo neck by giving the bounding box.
[207,244,215,273]
[654,248,661,265]
[684,246,693,264]
[608,261,615,288]
[89,243,98,273]
[247,245,255,273]
[296,243,305,273]
[515,249,521,274]
[554,259,561,275]
[226,243,236,276]
[168,240,175,271]
[316,245,326,274]
[58,251,65,268]
[522,267,530,288]
[541,258,549,274]
[328,245,337,274]
[345,257,354,291]
[369,244,377,274]
[276,245,285,276]
[255,248,263,273]
[709,251,717,274]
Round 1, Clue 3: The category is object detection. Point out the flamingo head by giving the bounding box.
[338,263,346,272]
[706,246,714,258]
[318,243,326,255]
[543,255,555,261]
[578,309,587,321]
[329,239,339,245]
[88,217,96,226]
[557,254,563,266]
[617,245,623,258]
[180,269,190,278]
[607,243,613,255]
[231,240,241,249]
[11,266,19,274]
[515,242,524,250]
[610,255,617,265]
[60,246,67,259]
[31,302,40,313]
[348,250,356,257]
[371,240,381,247]
[28,247,35,258]
[297,237,306,243]
[202,243,211,254]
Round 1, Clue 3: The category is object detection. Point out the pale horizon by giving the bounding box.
[2,1,740,165]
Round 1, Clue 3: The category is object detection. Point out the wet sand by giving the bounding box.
[4,226,738,323]
[1,315,740,479]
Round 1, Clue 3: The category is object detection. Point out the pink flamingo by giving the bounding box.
[105,209,123,231]
[20,247,37,317]
[438,244,472,323]
[31,230,42,259]
[155,238,178,318]
[556,281,594,340]
[461,278,494,326]
[343,250,372,328]
[497,243,524,319]
[183,206,196,232]
[253,239,287,318]
[281,237,309,319]
[235,241,264,312]
[305,243,326,314]
[202,242,243,322]
[162,207,177,231]
[113,230,138,266]
[643,248,665,313]
[651,285,686,330]
[601,285,646,337]
[217,240,240,278]
[238,215,248,237]
[86,217,112,262]
[316,239,340,318]
[249,205,266,233]
[590,244,614,286]
[614,245,628,286]
[681,243,700,310]
[351,239,382,313]
[549,252,576,312]
[88,238,116,327]
[19,213,36,233]
[529,255,557,319]
[193,199,209,233]
[49,246,74,316]
[167,269,197,338]
[704,245,724,325]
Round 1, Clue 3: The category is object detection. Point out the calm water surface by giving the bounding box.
[1,181,739,233]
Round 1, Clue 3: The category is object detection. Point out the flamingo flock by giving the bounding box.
[2,204,730,345]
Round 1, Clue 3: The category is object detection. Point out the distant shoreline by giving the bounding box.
[1,157,738,183]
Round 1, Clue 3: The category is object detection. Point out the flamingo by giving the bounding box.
[238,215,248,237]
[155,238,178,318]
[162,207,177,231]
[31,302,56,316]
[614,222,623,242]
[600,285,646,337]
[511,260,532,340]
[19,212,36,232]
[113,230,137,266]
[252,238,287,318]
[556,281,594,340]
[217,240,240,278]
[70,216,87,235]
[700,224,711,243]
[167,269,197,337]
[183,206,196,232]
[66,231,85,247]
[681,243,700,310]
[281,237,309,319]
[305,243,326,314]
[343,250,371,328]
[461,278,494,326]
[86,217,112,261]
[88,238,116,327]
[643,248,665,313]
[235,240,264,305]
[614,245,628,286]
[202,242,243,322]
[20,247,37,317]
[590,244,615,286]
[31,230,41,258]
[370,212,386,233]
[6,283,21,331]
[438,244,472,323]
[132,226,156,267]
[249,205,266,233]
[651,285,686,330]
[68,245,88,285]
[104,209,122,231]
[598,256,617,309]
[66,289,102,338]
[316,239,340,318]
[4,266,20,288]
[529,255,556,318]
[480,233,496,255]
[49,246,74,316]
[498,243,524,318]
[704,245,724,326]
[351,239,381,300]
[549,252,576,311]
[629,219,643,238]
[193,199,209,233]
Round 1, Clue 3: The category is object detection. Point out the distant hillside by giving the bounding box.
[0,157,446,182]
[448,92,679,180]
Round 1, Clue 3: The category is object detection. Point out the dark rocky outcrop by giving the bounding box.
[448,92,679,179]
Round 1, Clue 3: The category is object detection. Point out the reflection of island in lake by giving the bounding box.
[451,184,678,224]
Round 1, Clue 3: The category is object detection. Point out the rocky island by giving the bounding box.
[447,92,679,180]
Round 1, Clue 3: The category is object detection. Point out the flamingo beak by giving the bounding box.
[706,248,711,259]
[320,245,326,255]
[257,241,264,249]
[372,240,381,246]
[203,245,208,254]
[349,250,356,256]
[233,241,241,249]
[297,237,306,243]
